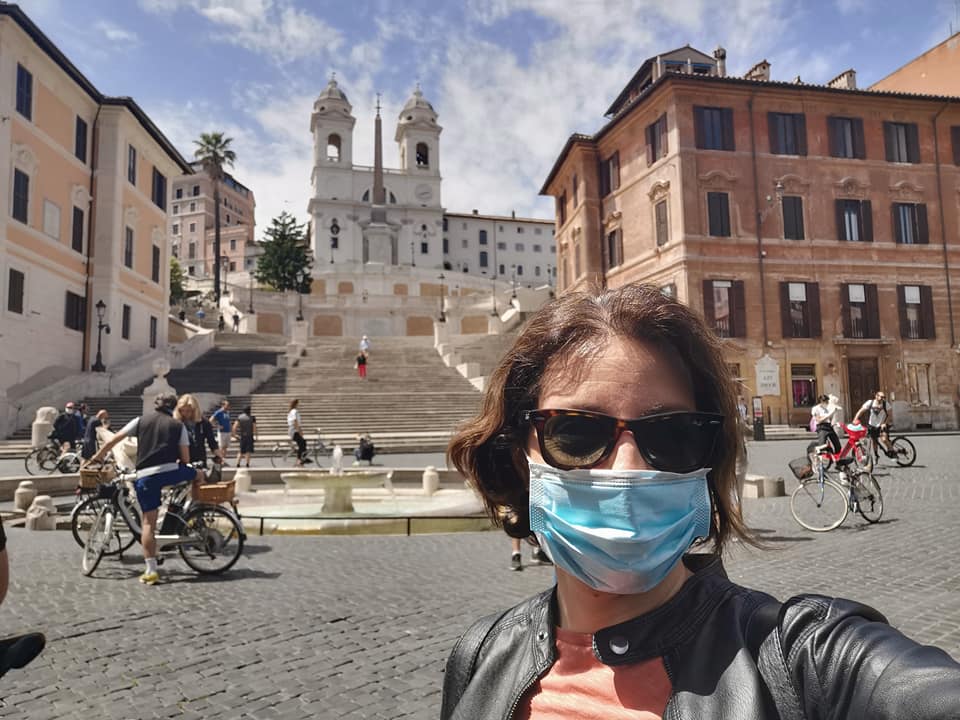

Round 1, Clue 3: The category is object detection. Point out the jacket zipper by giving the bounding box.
[504,663,549,720]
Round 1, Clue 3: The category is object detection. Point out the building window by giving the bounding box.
[515,243,524,252]
[121,304,131,340]
[442,217,448,231]
[499,263,505,276]
[655,199,669,246]
[952,127,960,165]
[461,238,469,249]
[12,169,29,224]
[189,202,196,212]
[779,281,821,338]
[533,244,542,252]
[192,185,200,196]
[416,142,429,167]
[72,207,84,253]
[7,269,24,314]
[421,242,429,254]
[600,152,620,197]
[229,261,236,271]
[558,192,567,225]
[15,64,33,120]
[517,226,524,234]
[172,223,179,235]
[479,250,489,268]
[707,192,730,237]
[768,112,807,155]
[331,235,339,249]
[661,283,676,299]
[517,265,524,276]
[124,227,134,268]
[151,168,167,210]
[906,363,931,405]
[893,203,928,245]
[75,116,88,163]
[173,205,179,215]
[782,196,804,240]
[702,279,746,338]
[189,222,196,233]
[836,199,873,242]
[828,116,865,159]
[535,227,542,235]
[230,238,237,251]
[646,113,668,164]
[606,228,623,269]
[442,237,448,253]
[841,283,880,339]
[175,188,183,199]
[497,241,506,250]
[127,145,137,184]
[64,291,86,332]
[327,133,341,161]
[573,241,581,278]
[151,245,161,283]
[791,364,818,408]
[898,285,935,340]
[42,200,60,239]
[535,266,541,276]
[693,106,734,151]
[884,121,920,163]
[572,176,579,208]
[149,316,158,349]
[479,229,488,245]
[188,242,196,260]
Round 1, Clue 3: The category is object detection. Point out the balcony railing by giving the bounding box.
[714,317,731,338]
[906,318,921,340]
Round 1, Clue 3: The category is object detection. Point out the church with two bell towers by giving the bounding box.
[308,77,444,269]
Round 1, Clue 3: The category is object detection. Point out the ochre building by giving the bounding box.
[541,45,960,429]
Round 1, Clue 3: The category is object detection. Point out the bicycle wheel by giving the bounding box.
[71,497,139,555]
[81,507,113,576]
[890,437,916,467]
[58,454,81,474]
[178,504,244,574]
[853,442,874,473]
[853,472,883,523]
[38,446,59,472]
[790,478,848,532]
[24,449,42,476]
[270,445,296,468]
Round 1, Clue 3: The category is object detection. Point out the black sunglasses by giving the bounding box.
[523,408,724,473]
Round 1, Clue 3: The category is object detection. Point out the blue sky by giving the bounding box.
[16,0,959,234]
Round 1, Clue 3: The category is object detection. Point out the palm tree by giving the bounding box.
[193,132,236,302]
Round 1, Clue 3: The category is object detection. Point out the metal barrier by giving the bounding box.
[241,513,493,537]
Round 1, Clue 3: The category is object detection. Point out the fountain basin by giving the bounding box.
[280,470,394,513]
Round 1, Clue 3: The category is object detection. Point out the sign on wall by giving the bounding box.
[755,354,781,396]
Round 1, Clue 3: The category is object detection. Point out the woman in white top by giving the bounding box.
[810,394,841,453]
[287,398,308,466]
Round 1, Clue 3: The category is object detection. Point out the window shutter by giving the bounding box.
[865,284,880,338]
[896,285,909,338]
[795,114,808,156]
[835,200,847,241]
[827,117,839,157]
[767,113,780,153]
[779,282,792,338]
[916,203,929,244]
[721,193,730,236]
[861,200,873,242]
[707,194,718,236]
[598,158,609,198]
[702,280,715,326]
[694,107,706,149]
[891,203,900,244]
[659,114,668,155]
[808,282,822,338]
[952,126,960,165]
[722,108,735,151]
[611,152,620,191]
[853,118,866,159]
[907,124,920,163]
[645,125,654,165]
[840,284,851,337]
[883,122,895,162]
[732,281,747,338]
[920,285,936,339]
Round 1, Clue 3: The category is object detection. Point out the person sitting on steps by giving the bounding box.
[354,433,375,465]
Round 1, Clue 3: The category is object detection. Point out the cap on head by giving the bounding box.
[65,401,75,409]
[154,392,178,412]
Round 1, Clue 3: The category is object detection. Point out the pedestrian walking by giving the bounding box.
[232,312,240,332]
[287,398,309,466]
[359,334,371,354]
[232,406,257,468]
[211,400,232,462]
[218,314,226,331]
[355,351,368,379]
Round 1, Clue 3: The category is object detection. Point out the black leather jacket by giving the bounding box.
[441,554,960,719]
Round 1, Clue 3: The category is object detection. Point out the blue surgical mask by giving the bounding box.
[528,460,712,595]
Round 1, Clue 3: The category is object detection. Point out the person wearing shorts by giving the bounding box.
[211,400,232,462]
[233,407,257,468]
[83,392,204,585]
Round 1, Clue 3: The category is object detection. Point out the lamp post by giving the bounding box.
[511,264,517,300]
[91,299,110,372]
[296,269,306,322]
[247,271,255,314]
[437,272,446,322]
[220,255,230,296]
[410,240,416,267]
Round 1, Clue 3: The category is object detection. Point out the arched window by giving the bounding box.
[479,229,488,245]
[416,142,429,168]
[327,134,341,162]
[479,251,488,268]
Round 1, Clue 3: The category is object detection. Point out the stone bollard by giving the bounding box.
[25,495,57,531]
[14,481,37,511]
[234,467,252,493]
[31,407,57,448]
[422,466,439,497]
[761,476,787,498]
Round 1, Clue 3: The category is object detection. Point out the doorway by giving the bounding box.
[847,357,879,410]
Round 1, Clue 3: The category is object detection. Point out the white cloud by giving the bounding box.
[836,0,867,14]
[94,20,140,45]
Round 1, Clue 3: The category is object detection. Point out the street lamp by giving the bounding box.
[91,299,110,372]
[410,240,416,267]
[296,269,307,321]
[510,264,517,300]
[247,271,255,314]
[437,272,446,322]
[220,255,230,296]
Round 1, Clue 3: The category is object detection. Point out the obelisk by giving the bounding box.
[364,94,394,264]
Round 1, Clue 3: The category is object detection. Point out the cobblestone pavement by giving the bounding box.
[0,437,957,718]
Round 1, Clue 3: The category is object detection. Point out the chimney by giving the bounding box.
[472,208,478,215]
[713,46,727,77]
[511,210,516,219]
[744,59,771,82]
[827,69,857,90]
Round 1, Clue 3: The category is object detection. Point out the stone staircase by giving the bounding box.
[227,336,482,453]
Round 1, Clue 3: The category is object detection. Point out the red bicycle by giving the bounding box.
[805,422,873,473]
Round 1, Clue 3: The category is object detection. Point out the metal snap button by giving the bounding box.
[609,635,630,655]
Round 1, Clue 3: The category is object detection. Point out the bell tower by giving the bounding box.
[395,84,442,178]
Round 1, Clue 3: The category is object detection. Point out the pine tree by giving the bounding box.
[254,212,313,293]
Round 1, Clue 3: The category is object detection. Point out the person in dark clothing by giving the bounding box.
[355,351,368,379]
[81,410,110,461]
[174,394,220,468]
[232,407,257,468]
[232,312,240,332]
[353,433,375,464]
[51,402,82,452]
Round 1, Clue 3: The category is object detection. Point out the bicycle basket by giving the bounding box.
[79,467,115,489]
[195,481,235,505]
[788,456,814,481]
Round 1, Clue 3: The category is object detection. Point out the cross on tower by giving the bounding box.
[375,92,382,116]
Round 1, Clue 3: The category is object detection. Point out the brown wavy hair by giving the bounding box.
[448,282,751,554]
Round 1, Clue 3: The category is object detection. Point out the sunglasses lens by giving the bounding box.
[541,413,613,469]
[641,414,720,473]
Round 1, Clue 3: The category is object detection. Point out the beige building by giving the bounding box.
[0,4,190,401]
[542,44,960,429]
[872,32,960,97]
[170,164,256,280]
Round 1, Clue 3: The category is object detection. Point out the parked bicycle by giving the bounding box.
[805,422,873,473]
[788,449,883,532]
[269,429,328,467]
[70,466,140,556]
[870,426,917,467]
[80,467,246,578]
[24,439,82,475]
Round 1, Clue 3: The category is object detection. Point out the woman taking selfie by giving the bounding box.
[442,283,959,719]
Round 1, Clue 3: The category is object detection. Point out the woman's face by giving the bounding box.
[179,405,195,422]
[527,336,696,471]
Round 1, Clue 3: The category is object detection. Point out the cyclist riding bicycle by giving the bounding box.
[82,392,205,585]
[810,394,841,454]
[853,390,893,459]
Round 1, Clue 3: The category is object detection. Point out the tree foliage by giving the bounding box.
[194,132,236,301]
[254,212,313,293]
[169,256,186,306]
